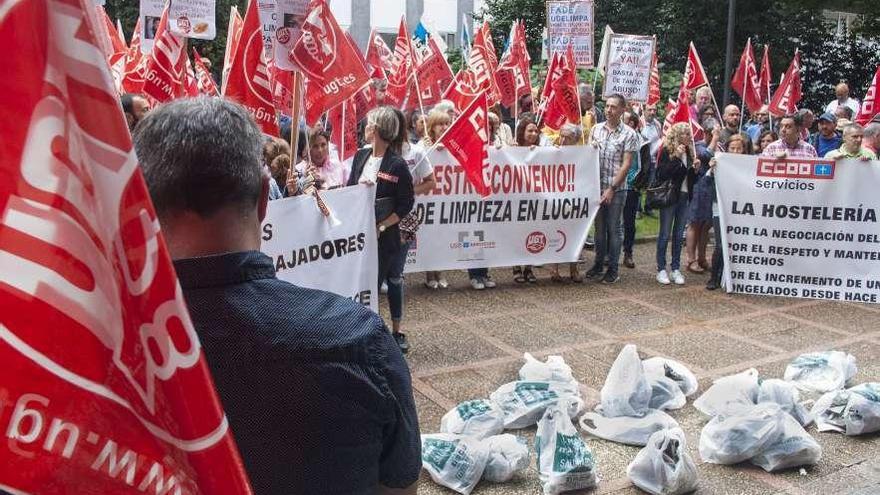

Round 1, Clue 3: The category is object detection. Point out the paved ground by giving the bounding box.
[380,241,880,495]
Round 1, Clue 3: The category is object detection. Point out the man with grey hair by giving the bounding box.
[864,122,880,155]
[134,98,421,495]
[824,123,877,160]
[578,83,605,142]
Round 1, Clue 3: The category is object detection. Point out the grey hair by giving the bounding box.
[432,100,456,115]
[560,123,583,137]
[367,106,400,143]
[842,123,864,136]
[133,97,264,219]
[864,123,880,140]
[578,83,592,96]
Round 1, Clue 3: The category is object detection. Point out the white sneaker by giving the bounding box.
[656,270,671,285]
[470,278,485,290]
[482,277,496,288]
[671,270,686,285]
[438,278,449,289]
[380,282,388,294]
[426,280,439,290]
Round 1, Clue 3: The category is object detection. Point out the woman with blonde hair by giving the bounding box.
[653,122,699,286]
[418,108,453,289]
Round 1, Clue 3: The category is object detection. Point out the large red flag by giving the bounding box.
[443,67,489,111]
[468,23,501,105]
[438,91,491,196]
[121,18,147,94]
[221,5,244,94]
[142,6,188,103]
[731,38,763,113]
[225,0,278,135]
[540,51,562,103]
[0,0,252,493]
[541,46,579,131]
[385,18,414,107]
[328,99,358,162]
[268,60,295,113]
[768,51,801,116]
[496,20,532,108]
[684,42,710,90]
[365,28,394,79]
[413,36,454,107]
[193,48,220,96]
[663,80,702,137]
[290,0,371,125]
[855,66,880,125]
[758,44,772,103]
[647,50,661,106]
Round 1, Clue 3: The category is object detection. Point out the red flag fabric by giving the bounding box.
[540,52,562,103]
[99,6,127,59]
[855,65,880,125]
[328,100,358,162]
[684,42,710,90]
[225,0,278,135]
[496,20,532,108]
[221,6,244,94]
[185,55,200,97]
[647,50,661,106]
[0,1,253,493]
[142,7,187,103]
[731,38,763,113]
[291,0,371,125]
[438,91,491,196]
[365,28,394,79]
[353,83,377,121]
[385,18,414,107]
[121,18,147,94]
[468,23,501,105]
[541,46,580,131]
[758,44,772,103]
[413,36,454,107]
[768,51,801,117]
[479,21,499,70]
[193,48,220,96]
[268,61,295,113]
[663,80,702,137]
[443,67,489,111]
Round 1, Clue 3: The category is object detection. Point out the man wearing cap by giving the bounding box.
[825,123,877,161]
[809,112,842,158]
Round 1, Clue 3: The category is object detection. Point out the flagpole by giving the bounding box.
[340,100,346,162]
[290,70,303,170]
[738,39,749,132]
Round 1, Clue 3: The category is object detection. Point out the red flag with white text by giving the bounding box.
[443,67,489,112]
[365,28,394,79]
[541,46,580,131]
[353,83,377,121]
[684,42,710,90]
[328,99,358,162]
[768,51,801,116]
[225,0,278,135]
[496,20,532,108]
[185,55,199,97]
[663,80,702,137]
[647,50,661,106]
[731,38,763,114]
[142,6,187,102]
[758,44,772,104]
[468,23,501,105]
[855,65,880,126]
[221,5,244,94]
[193,48,220,96]
[269,61,295,113]
[0,0,253,493]
[384,18,414,107]
[414,36,454,107]
[121,18,146,93]
[438,91,491,196]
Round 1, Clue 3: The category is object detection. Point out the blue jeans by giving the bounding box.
[593,190,626,273]
[468,268,488,279]
[656,194,688,271]
[623,190,639,256]
[385,241,409,321]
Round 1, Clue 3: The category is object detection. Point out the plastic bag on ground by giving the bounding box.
[519,352,576,384]
[626,427,699,495]
[693,368,759,417]
[750,411,822,472]
[421,433,490,495]
[579,409,680,447]
[440,399,505,439]
[757,379,813,427]
[600,344,652,417]
[536,400,599,494]
[481,434,530,483]
[489,381,583,429]
[811,382,880,435]
[643,357,700,397]
[783,351,857,393]
[648,376,687,411]
[699,403,784,465]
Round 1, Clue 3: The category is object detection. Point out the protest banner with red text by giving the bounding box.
[0,0,253,492]
[404,146,600,272]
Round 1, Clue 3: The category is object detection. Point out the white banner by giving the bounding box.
[273,0,309,70]
[139,0,165,54]
[717,153,880,304]
[602,34,654,103]
[404,146,600,272]
[257,0,278,59]
[168,0,217,40]
[546,0,594,68]
[260,186,379,311]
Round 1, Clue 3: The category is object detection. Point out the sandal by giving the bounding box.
[525,269,538,283]
[513,267,526,284]
[687,260,705,274]
[698,259,710,271]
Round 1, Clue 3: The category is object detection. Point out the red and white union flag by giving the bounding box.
[0,0,252,493]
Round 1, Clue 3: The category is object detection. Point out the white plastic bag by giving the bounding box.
[643,357,699,397]
[757,379,813,426]
[693,368,759,417]
[648,376,687,411]
[481,434,530,483]
[750,412,822,472]
[812,382,880,435]
[579,409,680,446]
[536,401,599,495]
[783,351,857,393]
[420,433,489,495]
[519,353,576,384]
[440,399,505,439]
[699,403,783,465]
[489,381,583,429]
[626,427,699,495]
[600,344,652,417]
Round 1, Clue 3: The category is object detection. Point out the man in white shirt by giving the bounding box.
[825,82,861,117]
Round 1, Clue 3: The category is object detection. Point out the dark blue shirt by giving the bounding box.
[174,251,421,494]
[810,132,843,158]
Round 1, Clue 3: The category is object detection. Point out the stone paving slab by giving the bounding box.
[380,243,880,495]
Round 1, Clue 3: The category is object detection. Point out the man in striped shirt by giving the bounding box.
[761,113,818,159]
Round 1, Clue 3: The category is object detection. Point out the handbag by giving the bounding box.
[644,179,677,210]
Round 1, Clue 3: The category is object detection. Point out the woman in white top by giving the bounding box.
[294,127,348,191]
[418,109,452,289]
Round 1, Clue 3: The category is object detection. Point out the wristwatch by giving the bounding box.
[378,224,387,233]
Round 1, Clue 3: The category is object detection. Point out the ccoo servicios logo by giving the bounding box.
[755,158,835,191]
